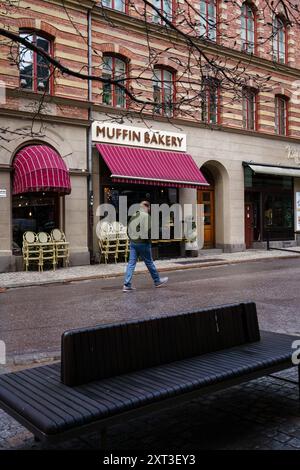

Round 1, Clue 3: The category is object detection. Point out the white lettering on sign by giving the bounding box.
[92,122,187,152]
[0,189,7,198]
[286,145,300,165]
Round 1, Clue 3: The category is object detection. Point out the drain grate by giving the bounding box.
[175,258,225,265]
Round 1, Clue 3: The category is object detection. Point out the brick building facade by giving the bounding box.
[1,0,300,271]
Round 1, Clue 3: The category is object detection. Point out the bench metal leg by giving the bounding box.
[100,427,107,450]
[298,365,300,401]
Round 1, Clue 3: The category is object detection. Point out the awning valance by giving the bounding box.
[13,145,71,195]
[246,163,300,178]
[96,144,209,188]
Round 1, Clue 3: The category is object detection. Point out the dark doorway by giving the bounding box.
[244,167,294,242]
[12,192,60,254]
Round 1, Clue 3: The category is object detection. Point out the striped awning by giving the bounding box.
[13,145,71,195]
[96,144,209,188]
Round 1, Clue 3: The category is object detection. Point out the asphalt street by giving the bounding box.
[1,257,300,358]
[1,257,300,450]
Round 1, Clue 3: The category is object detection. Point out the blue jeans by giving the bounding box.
[124,242,161,287]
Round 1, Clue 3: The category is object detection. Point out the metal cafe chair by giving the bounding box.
[98,222,118,264]
[37,231,56,271]
[51,229,70,268]
[116,224,129,262]
[22,231,42,272]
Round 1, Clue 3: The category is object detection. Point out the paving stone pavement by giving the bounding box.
[0,367,299,450]
[1,248,300,289]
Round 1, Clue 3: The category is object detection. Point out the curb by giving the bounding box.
[1,252,300,290]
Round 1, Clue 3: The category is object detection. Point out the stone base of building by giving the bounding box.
[216,243,246,253]
[0,255,19,273]
[69,251,91,267]
[252,240,297,250]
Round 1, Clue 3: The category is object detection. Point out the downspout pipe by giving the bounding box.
[87,8,93,262]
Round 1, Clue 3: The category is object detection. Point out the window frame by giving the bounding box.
[242,87,258,131]
[273,15,288,64]
[102,54,129,109]
[275,95,289,136]
[151,0,176,25]
[101,0,128,14]
[153,67,176,117]
[19,30,53,95]
[241,2,256,54]
[201,78,220,125]
[199,0,218,42]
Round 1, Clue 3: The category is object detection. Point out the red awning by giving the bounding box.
[96,144,209,188]
[13,145,71,195]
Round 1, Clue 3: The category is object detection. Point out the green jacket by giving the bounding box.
[128,210,151,243]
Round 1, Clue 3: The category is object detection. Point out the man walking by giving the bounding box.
[123,201,168,292]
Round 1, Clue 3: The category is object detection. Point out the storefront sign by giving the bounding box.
[286,145,300,166]
[0,189,7,198]
[296,192,300,231]
[92,122,187,152]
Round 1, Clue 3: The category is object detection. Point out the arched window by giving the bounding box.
[102,55,127,108]
[275,95,288,135]
[151,0,173,24]
[201,78,220,124]
[19,31,52,93]
[153,68,174,117]
[273,16,287,63]
[200,0,217,41]
[102,0,126,13]
[241,2,255,54]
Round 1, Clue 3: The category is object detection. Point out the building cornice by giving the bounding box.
[91,102,300,145]
[50,0,98,11]
[6,88,91,110]
[0,107,91,128]
[93,7,300,79]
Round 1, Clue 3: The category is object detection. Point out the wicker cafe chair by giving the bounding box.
[116,223,129,262]
[51,229,70,267]
[22,231,42,272]
[98,222,118,264]
[37,231,56,271]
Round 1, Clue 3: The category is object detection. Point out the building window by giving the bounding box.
[201,78,219,124]
[153,68,174,117]
[273,16,287,63]
[275,95,288,136]
[102,55,127,108]
[19,32,52,93]
[241,2,255,54]
[200,0,217,41]
[151,0,173,24]
[242,88,257,130]
[102,0,126,12]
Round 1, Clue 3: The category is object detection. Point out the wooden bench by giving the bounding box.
[0,302,299,446]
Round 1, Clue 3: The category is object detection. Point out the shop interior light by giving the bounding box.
[37,81,45,90]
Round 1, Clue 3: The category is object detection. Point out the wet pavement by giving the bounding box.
[1,257,300,450]
[1,257,300,360]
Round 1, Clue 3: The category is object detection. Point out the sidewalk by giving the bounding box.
[1,247,300,289]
